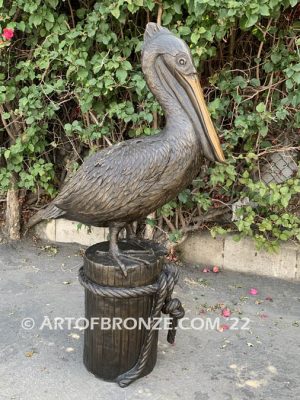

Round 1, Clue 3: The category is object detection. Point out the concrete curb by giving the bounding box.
[33,219,299,281]
[177,232,299,281]
[34,219,108,247]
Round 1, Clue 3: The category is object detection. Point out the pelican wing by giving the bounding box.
[53,136,171,220]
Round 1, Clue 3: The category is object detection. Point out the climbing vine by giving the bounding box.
[0,0,299,249]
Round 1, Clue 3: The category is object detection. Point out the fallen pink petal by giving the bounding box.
[212,266,220,273]
[218,324,230,332]
[2,28,14,40]
[221,308,231,317]
[248,288,258,295]
[202,268,210,273]
[259,313,268,319]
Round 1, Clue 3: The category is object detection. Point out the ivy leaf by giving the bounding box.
[271,53,281,63]
[250,78,260,87]
[122,61,132,71]
[286,79,294,90]
[4,150,10,159]
[163,12,173,25]
[281,197,289,208]
[77,68,88,80]
[276,108,288,120]
[29,14,42,27]
[2,112,10,120]
[111,7,120,19]
[17,21,26,32]
[260,5,270,16]
[244,14,258,28]
[174,2,181,14]
[26,116,35,124]
[178,190,190,204]
[256,102,266,113]
[47,0,59,7]
[179,26,191,36]
[116,69,127,83]
[191,32,200,44]
[292,72,300,84]
[264,61,274,73]
[75,59,86,67]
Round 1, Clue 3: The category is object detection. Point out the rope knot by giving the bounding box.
[160,264,185,345]
[162,297,184,318]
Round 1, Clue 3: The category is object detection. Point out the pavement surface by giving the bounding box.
[0,238,299,400]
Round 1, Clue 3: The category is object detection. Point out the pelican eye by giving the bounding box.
[178,58,186,66]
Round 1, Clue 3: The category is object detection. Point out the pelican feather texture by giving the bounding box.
[28,23,225,276]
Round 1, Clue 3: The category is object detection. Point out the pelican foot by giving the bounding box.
[125,237,152,251]
[119,252,152,267]
[95,247,153,277]
[95,250,128,277]
[111,253,128,277]
[123,249,155,255]
[125,236,143,245]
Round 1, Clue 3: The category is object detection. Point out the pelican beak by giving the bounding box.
[180,73,225,163]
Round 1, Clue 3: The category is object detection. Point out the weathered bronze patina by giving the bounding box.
[28,23,224,276]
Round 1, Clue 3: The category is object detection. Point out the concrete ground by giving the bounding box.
[0,238,299,400]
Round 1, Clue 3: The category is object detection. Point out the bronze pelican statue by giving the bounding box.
[28,23,225,276]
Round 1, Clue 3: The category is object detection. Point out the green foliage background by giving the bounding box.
[0,0,299,249]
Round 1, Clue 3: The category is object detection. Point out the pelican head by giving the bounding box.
[142,23,225,163]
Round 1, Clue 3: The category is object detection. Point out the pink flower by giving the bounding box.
[218,324,230,332]
[212,266,219,273]
[202,268,210,273]
[248,288,258,296]
[2,28,14,40]
[221,308,231,318]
